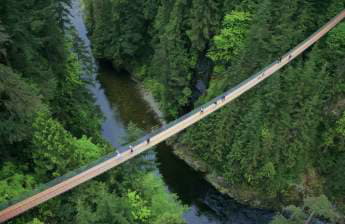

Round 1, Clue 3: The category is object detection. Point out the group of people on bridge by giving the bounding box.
[200,95,226,114]
[199,54,292,115]
[118,53,294,158]
[115,137,151,158]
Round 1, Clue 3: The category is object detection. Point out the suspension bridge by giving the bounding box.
[0,9,344,223]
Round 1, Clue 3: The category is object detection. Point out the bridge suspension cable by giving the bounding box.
[0,9,344,223]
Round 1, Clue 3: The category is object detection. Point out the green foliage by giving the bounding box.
[207,11,251,64]
[75,173,186,224]
[0,163,36,204]
[187,0,221,51]
[0,65,42,146]
[304,195,340,222]
[271,195,341,224]
[181,0,345,208]
[335,114,345,136]
[0,1,108,222]
[64,40,83,92]
[2,0,345,222]
[0,1,185,224]
[270,205,306,224]
[126,122,145,143]
[26,218,44,224]
[76,182,136,224]
[318,111,345,202]
[32,110,103,179]
[74,124,185,224]
[0,0,68,100]
[82,0,232,119]
[52,38,104,141]
[325,21,345,57]
[81,0,154,67]
[127,191,151,222]
[138,173,187,224]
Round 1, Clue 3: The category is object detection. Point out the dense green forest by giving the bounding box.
[0,0,185,223]
[1,0,345,223]
[82,0,345,222]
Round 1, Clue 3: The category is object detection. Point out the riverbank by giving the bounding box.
[134,76,303,211]
[134,77,279,210]
[94,64,273,223]
[170,142,280,210]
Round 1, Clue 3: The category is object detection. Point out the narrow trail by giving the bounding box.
[0,9,344,223]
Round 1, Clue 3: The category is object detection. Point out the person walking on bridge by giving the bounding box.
[130,145,134,153]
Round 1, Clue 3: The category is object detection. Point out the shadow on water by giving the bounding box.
[70,0,274,223]
[97,61,158,132]
[155,143,274,224]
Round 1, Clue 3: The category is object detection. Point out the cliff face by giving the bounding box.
[172,142,326,210]
[82,0,345,212]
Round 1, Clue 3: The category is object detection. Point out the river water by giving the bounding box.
[70,0,273,223]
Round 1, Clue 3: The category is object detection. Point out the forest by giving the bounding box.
[81,0,345,223]
[0,0,186,223]
[1,0,345,223]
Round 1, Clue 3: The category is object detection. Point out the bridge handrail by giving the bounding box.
[0,8,344,223]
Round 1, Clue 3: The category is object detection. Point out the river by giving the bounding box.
[70,0,274,223]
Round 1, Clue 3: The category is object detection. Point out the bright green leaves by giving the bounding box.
[205,10,251,94]
[0,163,36,204]
[73,136,104,163]
[76,182,135,224]
[32,110,103,179]
[127,191,151,223]
[32,110,76,178]
[138,173,187,224]
[207,11,251,66]
[75,173,186,224]
[125,173,187,224]
[26,218,45,224]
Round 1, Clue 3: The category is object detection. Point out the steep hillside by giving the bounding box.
[82,0,345,216]
[0,1,185,223]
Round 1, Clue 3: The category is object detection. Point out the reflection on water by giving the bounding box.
[70,0,274,223]
[97,61,159,131]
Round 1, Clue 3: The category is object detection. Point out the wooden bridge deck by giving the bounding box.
[0,9,344,223]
